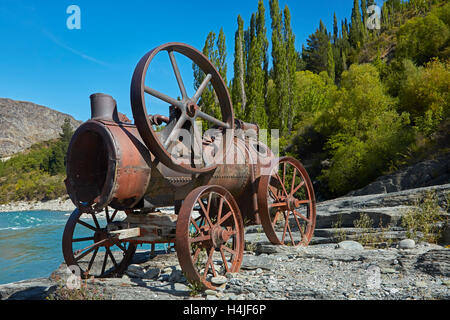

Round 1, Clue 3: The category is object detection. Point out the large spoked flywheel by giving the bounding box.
[131,42,234,174]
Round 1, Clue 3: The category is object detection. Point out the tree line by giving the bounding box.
[0,119,74,202]
[194,0,450,198]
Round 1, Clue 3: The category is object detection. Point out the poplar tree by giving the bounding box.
[216,28,227,85]
[333,12,339,43]
[361,0,368,37]
[269,0,289,134]
[284,5,298,133]
[232,15,247,118]
[350,0,364,48]
[256,0,270,123]
[327,40,336,82]
[246,15,266,127]
[245,1,269,128]
[193,31,223,124]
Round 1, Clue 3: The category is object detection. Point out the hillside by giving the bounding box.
[0,98,81,159]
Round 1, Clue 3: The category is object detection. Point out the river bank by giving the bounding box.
[0,184,448,300]
[0,198,75,213]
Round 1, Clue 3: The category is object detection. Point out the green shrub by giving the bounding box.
[319,64,414,195]
[401,191,449,243]
[398,59,450,136]
[396,13,449,64]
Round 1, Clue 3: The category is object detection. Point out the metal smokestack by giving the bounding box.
[90,93,119,121]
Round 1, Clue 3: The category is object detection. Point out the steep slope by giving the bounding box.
[0,98,81,158]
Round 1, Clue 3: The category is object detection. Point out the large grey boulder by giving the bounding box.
[347,155,450,197]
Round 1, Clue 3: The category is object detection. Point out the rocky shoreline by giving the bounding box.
[0,198,75,213]
[0,184,449,300]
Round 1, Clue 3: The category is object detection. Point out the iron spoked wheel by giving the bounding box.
[62,207,136,279]
[131,42,234,174]
[176,185,244,290]
[258,157,316,247]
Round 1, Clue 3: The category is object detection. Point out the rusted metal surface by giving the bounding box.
[257,157,316,246]
[62,207,137,278]
[62,42,317,283]
[130,42,234,175]
[175,185,244,290]
[65,120,151,211]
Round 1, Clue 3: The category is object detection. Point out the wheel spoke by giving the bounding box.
[219,247,230,273]
[168,50,188,99]
[268,184,282,202]
[190,234,211,243]
[291,168,297,195]
[105,207,110,223]
[202,247,215,280]
[282,212,289,244]
[292,211,306,240]
[275,173,289,198]
[197,111,230,129]
[110,209,119,222]
[72,237,94,243]
[144,86,184,109]
[293,210,310,223]
[192,247,201,265]
[74,238,108,261]
[91,213,100,229]
[193,74,212,102]
[100,251,108,276]
[286,218,296,246]
[292,180,305,195]
[217,197,224,222]
[116,242,127,253]
[87,247,99,272]
[77,219,97,232]
[218,211,232,225]
[222,244,237,256]
[163,115,187,149]
[190,217,202,234]
[107,248,118,270]
[198,199,214,228]
[269,202,286,208]
[272,211,281,226]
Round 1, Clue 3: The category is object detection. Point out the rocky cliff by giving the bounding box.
[0,98,82,158]
[347,154,450,197]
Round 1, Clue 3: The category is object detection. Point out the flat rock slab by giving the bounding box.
[415,249,450,277]
[0,278,56,300]
[241,255,276,270]
[316,184,450,228]
[337,241,364,250]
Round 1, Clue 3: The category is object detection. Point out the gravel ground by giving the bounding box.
[2,236,448,300]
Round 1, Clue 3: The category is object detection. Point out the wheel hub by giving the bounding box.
[186,102,198,118]
[210,225,232,248]
[286,196,297,211]
[94,229,114,247]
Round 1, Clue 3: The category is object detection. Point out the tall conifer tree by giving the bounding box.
[269,0,288,134]
[232,15,247,118]
[283,6,298,133]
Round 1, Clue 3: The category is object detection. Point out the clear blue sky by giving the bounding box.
[0,0,383,121]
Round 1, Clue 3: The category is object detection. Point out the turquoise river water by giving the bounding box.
[0,210,166,285]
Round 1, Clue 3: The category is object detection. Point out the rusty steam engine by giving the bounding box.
[62,43,316,289]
